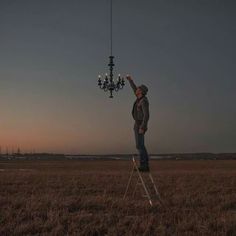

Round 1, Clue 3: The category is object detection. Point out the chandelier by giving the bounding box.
[97,0,125,98]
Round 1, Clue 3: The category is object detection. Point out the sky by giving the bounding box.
[0,0,235,154]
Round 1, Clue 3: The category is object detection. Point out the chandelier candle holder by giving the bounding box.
[97,0,125,98]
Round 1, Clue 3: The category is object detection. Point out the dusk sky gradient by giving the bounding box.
[0,0,235,154]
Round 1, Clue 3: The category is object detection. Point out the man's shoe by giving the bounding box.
[138,166,150,172]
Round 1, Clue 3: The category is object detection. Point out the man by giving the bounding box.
[126,75,150,172]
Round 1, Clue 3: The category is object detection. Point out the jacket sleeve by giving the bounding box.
[128,79,137,95]
[140,99,149,130]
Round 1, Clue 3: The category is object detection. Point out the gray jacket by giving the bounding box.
[128,80,150,131]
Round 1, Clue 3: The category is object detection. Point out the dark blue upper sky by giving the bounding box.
[0,0,235,154]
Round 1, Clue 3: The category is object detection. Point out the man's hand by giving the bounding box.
[126,75,132,81]
[126,74,137,95]
[139,128,145,134]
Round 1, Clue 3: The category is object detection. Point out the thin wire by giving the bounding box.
[110,0,113,56]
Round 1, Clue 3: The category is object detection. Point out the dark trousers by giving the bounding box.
[134,121,149,167]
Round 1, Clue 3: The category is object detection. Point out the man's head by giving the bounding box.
[135,84,148,98]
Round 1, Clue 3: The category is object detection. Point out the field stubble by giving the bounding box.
[0,160,235,235]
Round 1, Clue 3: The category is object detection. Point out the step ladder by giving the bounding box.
[123,156,163,207]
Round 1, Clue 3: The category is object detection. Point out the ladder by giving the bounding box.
[123,156,163,207]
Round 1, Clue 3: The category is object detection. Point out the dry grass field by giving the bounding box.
[0,159,235,236]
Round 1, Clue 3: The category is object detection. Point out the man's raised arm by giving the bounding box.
[126,75,137,95]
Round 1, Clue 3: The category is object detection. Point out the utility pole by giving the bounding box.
[17,147,21,156]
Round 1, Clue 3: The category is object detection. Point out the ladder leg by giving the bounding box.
[132,178,140,197]
[138,172,153,206]
[148,173,163,205]
[123,165,135,199]
[133,156,153,206]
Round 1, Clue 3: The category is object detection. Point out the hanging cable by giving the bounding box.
[110,0,113,56]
